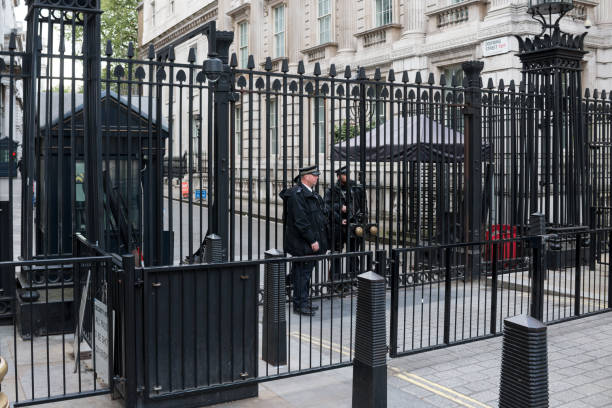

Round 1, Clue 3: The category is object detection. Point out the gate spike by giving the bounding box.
[451,74,458,87]
[498,79,505,90]
[281,59,289,73]
[584,88,590,98]
[487,78,495,89]
[415,72,422,84]
[357,67,367,80]
[127,42,135,58]
[297,61,305,74]
[374,68,381,81]
[509,80,516,92]
[188,47,196,63]
[8,32,16,50]
[344,65,352,79]
[148,44,155,60]
[601,90,607,100]
[402,71,409,83]
[168,46,175,61]
[329,64,337,77]
[593,89,599,99]
[105,40,112,56]
[427,73,435,85]
[265,57,273,71]
[388,69,395,82]
[230,52,238,68]
[314,62,321,76]
[247,55,255,69]
[439,74,446,86]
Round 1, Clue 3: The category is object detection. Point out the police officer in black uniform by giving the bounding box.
[280,165,329,316]
[324,165,367,292]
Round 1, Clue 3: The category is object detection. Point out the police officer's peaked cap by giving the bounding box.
[293,165,320,183]
[335,165,348,175]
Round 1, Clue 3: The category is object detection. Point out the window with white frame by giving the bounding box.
[315,99,326,153]
[238,21,248,69]
[269,100,278,154]
[273,5,286,58]
[318,0,331,44]
[375,0,392,27]
[235,107,242,155]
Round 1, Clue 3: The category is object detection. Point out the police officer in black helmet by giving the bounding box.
[324,165,367,293]
[280,165,329,316]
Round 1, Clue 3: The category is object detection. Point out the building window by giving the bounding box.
[318,0,331,44]
[315,99,325,153]
[269,100,278,154]
[442,64,465,87]
[235,107,242,155]
[375,0,392,27]
[239,21,249,68]
[273,5,286,58]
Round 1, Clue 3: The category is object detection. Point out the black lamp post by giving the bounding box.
[528,0,574,36]
[515,0,588,232]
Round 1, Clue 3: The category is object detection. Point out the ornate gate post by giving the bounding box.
[203,21,234,261]
[515,1,588,227]
[462,61,484,278]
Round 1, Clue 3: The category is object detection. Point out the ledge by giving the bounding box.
[258,57,286,72]
[300,42,338,62]
[354,24,401,48]
[226,1,251,20]
[424,0,483,16]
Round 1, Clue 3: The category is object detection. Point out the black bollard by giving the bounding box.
[499,314,548,408]
[205,234,223,263]
[352,271,387,408]
[262,249,287,366]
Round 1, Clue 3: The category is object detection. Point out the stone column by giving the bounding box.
[597,0,612,26]
[336,0,356,55]
[401,0,425,42]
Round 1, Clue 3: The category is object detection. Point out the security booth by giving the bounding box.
[0,138,18,177]
[15,91,172,337]
[34,91,171,261]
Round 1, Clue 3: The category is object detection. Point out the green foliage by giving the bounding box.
[333,120,376,144]
[68,0,138,57]
[100,0,139,58]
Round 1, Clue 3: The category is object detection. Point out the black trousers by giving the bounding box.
[329,235,362,282]
[291,260,315,309]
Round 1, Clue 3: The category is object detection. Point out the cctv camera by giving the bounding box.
[585,18,592,29]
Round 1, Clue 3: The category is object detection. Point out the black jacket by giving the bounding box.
[324,181,367,244]
[280,183,329,256]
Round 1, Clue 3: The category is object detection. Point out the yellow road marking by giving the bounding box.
[389,367,492,408]
[289,332,492,408]
[290,331,352,356]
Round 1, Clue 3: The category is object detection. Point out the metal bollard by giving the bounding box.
[352,271,387,408]
[205,234,223,263]
[262,249,287,366]
[499,314,548,408]
[529,213,546,321]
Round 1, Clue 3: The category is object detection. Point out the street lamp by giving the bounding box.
[528,0,574,36]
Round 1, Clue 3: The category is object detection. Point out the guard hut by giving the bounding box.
[34,91,171,261]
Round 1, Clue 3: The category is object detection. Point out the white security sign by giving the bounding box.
[94,298,109,385]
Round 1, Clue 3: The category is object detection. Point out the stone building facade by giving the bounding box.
[139,0,612,89]
[137,0,612,170]
[0,0,24,171]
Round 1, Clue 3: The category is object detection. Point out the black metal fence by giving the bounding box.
[389,228,612,358]
[0,236,113,406]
